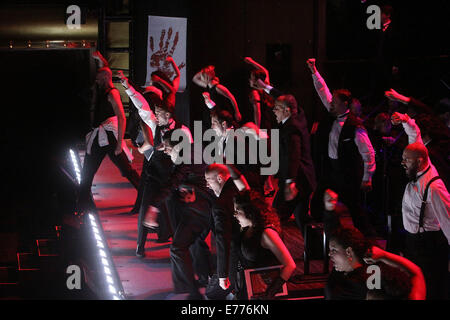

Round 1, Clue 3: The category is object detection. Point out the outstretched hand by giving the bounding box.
[117,70,130,89]
[363,245,386,264]
[254,79,267,91]
[384,89,410,105]
[306,58,317,73]
[391,112,410,125]
[244,57,254,64]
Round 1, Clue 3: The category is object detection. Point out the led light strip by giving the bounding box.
[69,149,81,184]
[88,213,124,300]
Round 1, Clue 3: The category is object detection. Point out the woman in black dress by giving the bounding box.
[232,190,296,299]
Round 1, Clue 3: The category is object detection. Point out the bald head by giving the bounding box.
[404,142,429,162]
[402,142,429,180]
[205,163,230,197]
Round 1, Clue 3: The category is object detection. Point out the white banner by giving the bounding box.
[146,15,187,92]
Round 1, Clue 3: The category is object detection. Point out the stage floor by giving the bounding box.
[90,144,330,300]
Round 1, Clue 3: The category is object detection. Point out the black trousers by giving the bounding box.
[79,131,140,210]
[169,191,212,295]
[130,156,150,212]
[326,160,376,237]
[273,178,312,235]
[404,230,449,300]
[136,181,173,249]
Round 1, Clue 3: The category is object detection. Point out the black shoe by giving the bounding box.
[195,277,209,288]
[136,246,145,258]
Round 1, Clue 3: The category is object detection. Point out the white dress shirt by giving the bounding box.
[124,85,157,136]
[85,116,134,162]
[400,116,450,244]
[312,71,376,182]
[402,163,450,244]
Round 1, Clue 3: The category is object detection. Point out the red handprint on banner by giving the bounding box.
[149,27,185,79]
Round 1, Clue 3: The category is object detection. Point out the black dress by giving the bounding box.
[324,265,369,300]
[235,225,280,299]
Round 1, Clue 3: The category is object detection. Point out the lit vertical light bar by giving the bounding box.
[69,149,81,184]
[86,213,124,300]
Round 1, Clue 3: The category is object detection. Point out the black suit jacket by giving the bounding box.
[211,178,240,279]
[151,148,211,209]
[278,112,317,198]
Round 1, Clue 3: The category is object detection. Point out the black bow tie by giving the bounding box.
[334,112,349,120]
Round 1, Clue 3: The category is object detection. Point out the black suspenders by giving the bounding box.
[418,175,442,233]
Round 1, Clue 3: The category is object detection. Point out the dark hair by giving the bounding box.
[276,94,298,116]
[151,70,172,85]
[329,227,371,260]
[367,263,412,300]
[332,89,353,106]
[211,108,235,128]
[201,65,219,82]
[251,69,267,82]
[142,91,163,109]
[233,190,281,234]
[162,128,189,148]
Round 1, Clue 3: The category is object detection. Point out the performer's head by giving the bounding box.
[273,94,298,123]
[210,109,234,136]
[328,227,370,273]
[401,142,429,181]
[154,100,175,127]
[95,67,113,89]
[330,89,352,117]
[200,65,218,84]
[205,163,230,197]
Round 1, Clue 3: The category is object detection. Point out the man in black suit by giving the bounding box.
[271,94,317,233]
[149,129,213,300]
[134,101,193,257]
[307,58,377,237]
[204,163,240,295]
[210,108,263,193]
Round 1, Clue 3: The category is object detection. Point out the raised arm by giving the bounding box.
[117,70,157,133]
[307,58,333,112]
[249,90,262,127]
[385,89,434,115]
[364,246,426,300]
[244,57,270,84]
[391,112,423,144]
[166,56,180,92]
[192,69,208,88]
[226,163,250,192]
[215,84,242,121]
[151,74,174,94]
